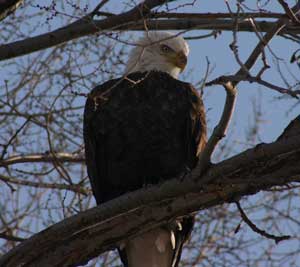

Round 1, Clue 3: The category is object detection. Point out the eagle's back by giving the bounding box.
[83,71,206,266]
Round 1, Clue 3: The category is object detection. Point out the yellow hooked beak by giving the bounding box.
[169,51,187,72]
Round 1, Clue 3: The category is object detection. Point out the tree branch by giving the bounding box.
[206,74,300,98]
[195,8,289,177]
[205,11,299,97]
[0,118,299,267]
[0,0,23,21]
[194,82,237,177]
[235,201,291,244]
[0,174,88,195]
[0,0,170,61]
[0,152,84,167]
[153,12,285,19]
[1,13,300,61]
[278,0,300,23]
[0,232,26,242]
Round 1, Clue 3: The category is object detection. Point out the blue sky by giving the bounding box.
[184,1,300,155]
[1,0,300,266]
[96,0,300,154]
[1,0,299,150]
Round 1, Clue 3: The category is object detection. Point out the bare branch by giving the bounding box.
[1,13,300,61]
[0,117,31,160]
[194,5,294,177]
[0,174,88,195]
[0,122,299,267]
[0,232,26,242]
[206,7,298,99]
[236,16,288,77]
[195,82,237,177]
[206,74,300,98]
[153,12,285,19]
[0,0,170,61]
[1,2,300,266]
[0,152,84,167]
[235,201,291,244]
[278,0,300,23]
[0,0,23,21]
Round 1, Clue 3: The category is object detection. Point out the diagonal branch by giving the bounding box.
[205,13,298,98]
[0,117,299,267]
[278,0,300,23]
[195,6,294,178]
[0,0,170,61]
[235,16,288,78]
[0,0,23,21]
[235,201,291,244]
[0,232,26,242]
[194,81,236,177]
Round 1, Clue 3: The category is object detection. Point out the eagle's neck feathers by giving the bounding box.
[125,46,181,79]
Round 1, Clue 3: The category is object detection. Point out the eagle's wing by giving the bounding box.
[84,77,120,204]
[83,71,206,266]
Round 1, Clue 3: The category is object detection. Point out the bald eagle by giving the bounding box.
[84,32,207,267]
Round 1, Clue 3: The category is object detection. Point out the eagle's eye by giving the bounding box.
[160,44,173,53]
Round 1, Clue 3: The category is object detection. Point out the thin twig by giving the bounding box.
[0,174,88,195]
[0,152,84,167]
[91,0,110,16]
[0,117,31,160]
[152,11,285,19]
[206,74,300,98]
[0,232,26,242]
[196,5,299,180]
[235,17,288,78]
[235,201,291,244]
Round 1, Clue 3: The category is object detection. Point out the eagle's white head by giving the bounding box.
[124,31,189,79]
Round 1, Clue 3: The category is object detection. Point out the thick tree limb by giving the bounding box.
[0,0,169,61]
[1,14,300,61]
[0,117,299,267]
[0,0,23,21]
[142,18,300,34]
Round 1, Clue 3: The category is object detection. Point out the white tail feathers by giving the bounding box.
[125,228,174,267]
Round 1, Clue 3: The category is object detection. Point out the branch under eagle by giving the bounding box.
[1,117,299,266]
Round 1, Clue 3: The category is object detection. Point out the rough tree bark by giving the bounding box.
[0,116,299,267]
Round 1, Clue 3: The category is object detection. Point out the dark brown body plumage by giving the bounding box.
[84,71,206,267]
